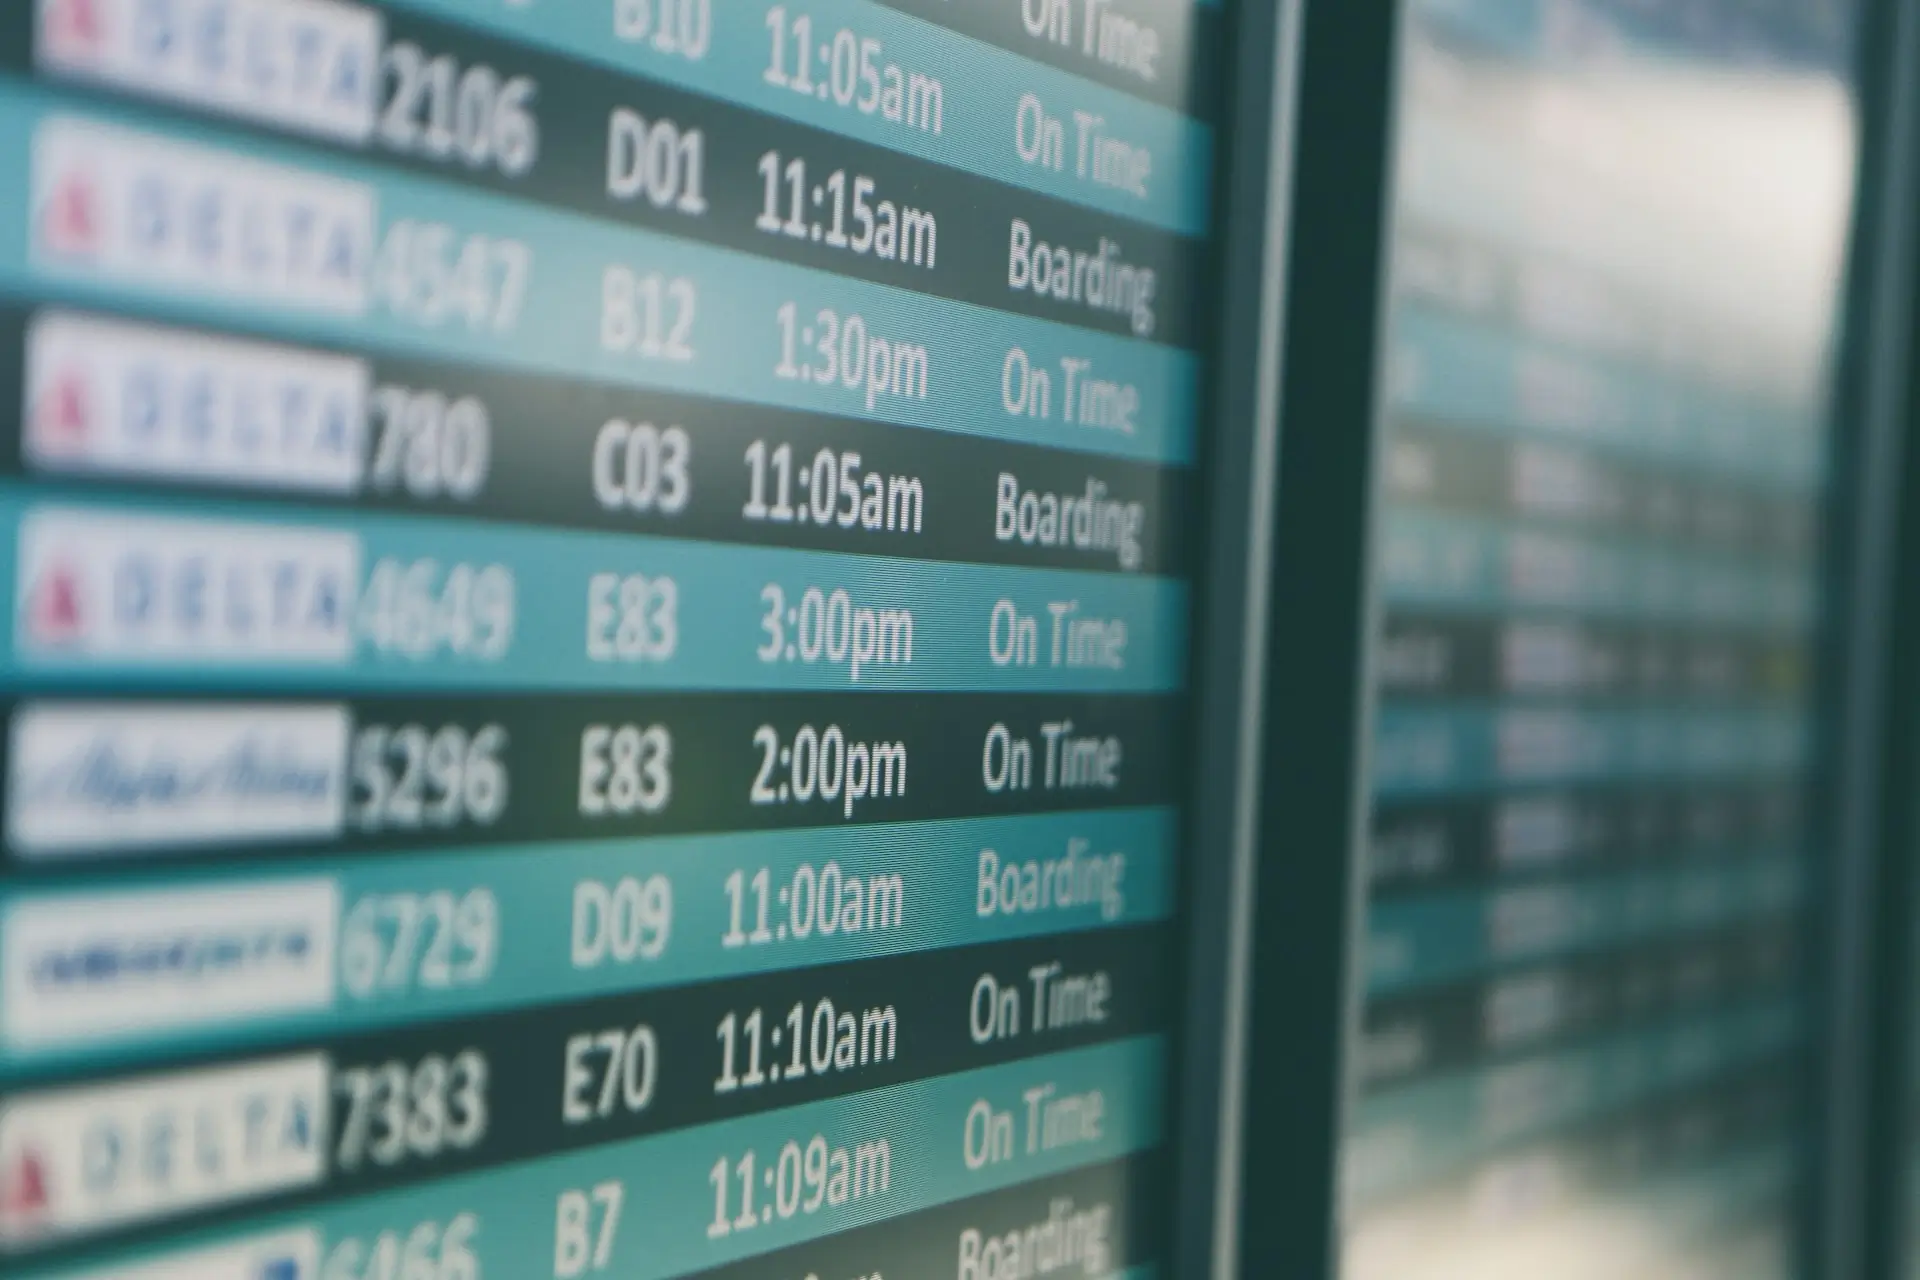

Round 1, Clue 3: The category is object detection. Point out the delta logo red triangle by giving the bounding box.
[28,560,86,647]
[44,0,106,56]
[0,1145,51,1233]
[41,172,100,260]
[33,371,93,454]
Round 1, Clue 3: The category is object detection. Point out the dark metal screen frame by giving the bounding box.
[1226,1,1408,1275]
[1831,0,1920,1274]
[1167,0,1305,1274]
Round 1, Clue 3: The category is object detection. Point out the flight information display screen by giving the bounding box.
[1344,1,1859,1277]
[0,2,1221,1278]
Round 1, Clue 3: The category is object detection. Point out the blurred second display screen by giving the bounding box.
[1344,0,1862,1277]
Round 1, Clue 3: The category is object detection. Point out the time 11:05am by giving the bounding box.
[764,6,944,134]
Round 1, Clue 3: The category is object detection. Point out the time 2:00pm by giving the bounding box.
[751,724,906,818]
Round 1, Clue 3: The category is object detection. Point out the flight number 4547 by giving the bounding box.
[374,222,528,334]
[324,1214,479,1280]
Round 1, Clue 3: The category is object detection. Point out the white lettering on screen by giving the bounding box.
[1007,219,1156,337]
[994,474,1144,570]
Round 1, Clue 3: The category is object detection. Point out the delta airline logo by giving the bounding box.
[59,1229,320,1280]
[16,508,360,664]
[26,312,369,492]
[9,704,350,858]
[32,115,374,314]
[0,1057,327,1246]
[38,0,380,144]
[2,879,339,1050]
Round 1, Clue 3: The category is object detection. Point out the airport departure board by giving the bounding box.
[0,2,1222,1278]
[1343,1,1859,1278]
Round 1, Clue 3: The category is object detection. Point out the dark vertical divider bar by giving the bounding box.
[1843,0,1920,1272]
[1824,0,1920,1275]
[1233,1,1403,1277]
[1171,0,1299,1274]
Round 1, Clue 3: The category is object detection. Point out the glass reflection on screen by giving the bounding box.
[1346,1,1859,1278]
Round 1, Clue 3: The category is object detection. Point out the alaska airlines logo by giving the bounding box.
[0,1057,327,1245]
[38,0,381,145]
[10,705,350,857]
[17,509,360,664]
[26,312,369,492]
[2,880,339,1049]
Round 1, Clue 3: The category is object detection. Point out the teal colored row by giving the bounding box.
[0,808,1175,1071]
[0,483,1187,692]
[1390,304,1818,490]
[1416,0,1829,69]
[1372,704,1807,798]
[1365,852,1802,996]
[0,77,1199,466]
[1378,506,1815,629]
[24,1036,1164,1280]
[386,0,1214,234]
[1346,998,1798,1206]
